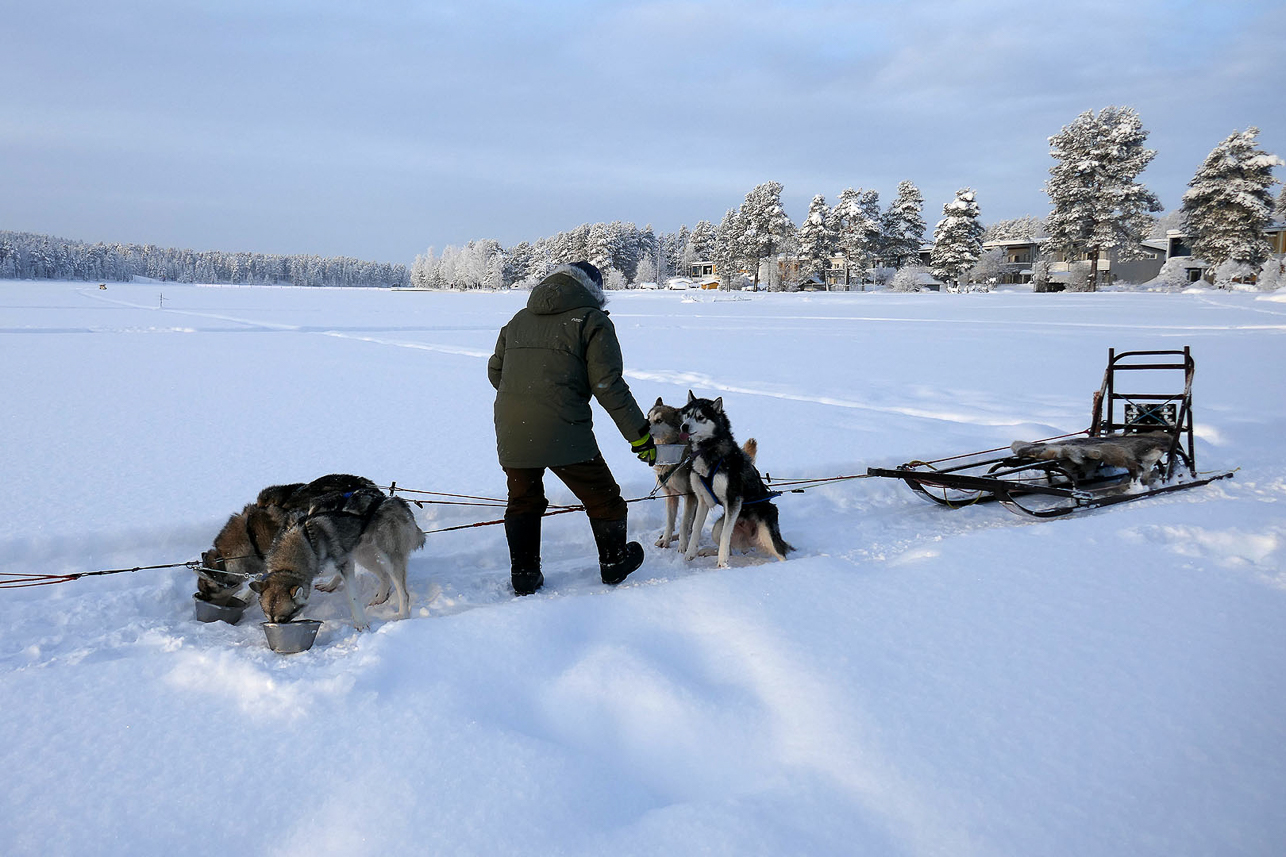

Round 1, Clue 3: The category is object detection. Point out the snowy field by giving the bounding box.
[1,280,1284,857]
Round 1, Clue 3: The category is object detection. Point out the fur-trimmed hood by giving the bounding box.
[528,264,607,314]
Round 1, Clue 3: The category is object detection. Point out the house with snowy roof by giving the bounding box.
[1159,220,1286,284]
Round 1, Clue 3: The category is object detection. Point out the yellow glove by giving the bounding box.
[631,432,657,465]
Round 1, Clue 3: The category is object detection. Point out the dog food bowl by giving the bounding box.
[261,619,322,654]
[193,594,247,625]
[655,443,687,466]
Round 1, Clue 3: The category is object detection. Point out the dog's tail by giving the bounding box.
[760,502,794,559]
[742,437,757,463]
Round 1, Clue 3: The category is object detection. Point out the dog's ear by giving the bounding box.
[249,580,265,594]
[289,584,304,602]
[654,396,664,407]
[687,390,695,403]
[713,397,723,412]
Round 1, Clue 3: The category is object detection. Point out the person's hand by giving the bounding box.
[631,432,657,465]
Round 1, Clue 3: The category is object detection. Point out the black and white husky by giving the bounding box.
[677,391,793,567]
[251,488,425,630]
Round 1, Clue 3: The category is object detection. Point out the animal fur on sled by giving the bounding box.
[1010,432,1172,481]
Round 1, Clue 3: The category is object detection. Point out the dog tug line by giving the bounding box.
[0,469,863,592]
[0,348,1239,590]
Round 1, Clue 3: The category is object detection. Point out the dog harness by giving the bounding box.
[697,457,783,507]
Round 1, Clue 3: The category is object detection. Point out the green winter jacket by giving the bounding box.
[488,266,648,469]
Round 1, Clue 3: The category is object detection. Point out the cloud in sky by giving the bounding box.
[3,0,1283,262]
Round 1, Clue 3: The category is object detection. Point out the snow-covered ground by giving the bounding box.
[1,280,1283,857]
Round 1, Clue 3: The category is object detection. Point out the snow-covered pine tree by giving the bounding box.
[663,225,688,280]
[1180,127,1283,276]
[880,181,926,269]
[1043,106,1161,291]
[796,195,836,286]
[687,219,716,272]
[585,223,612,274]
[831,188,881,287]
[713,208,744,289]
[737,181,795,290]
[636,224,659,282]
[929,188,984,290]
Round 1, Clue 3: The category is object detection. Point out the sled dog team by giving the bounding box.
[197,392,792,630]
[197,260,792,630]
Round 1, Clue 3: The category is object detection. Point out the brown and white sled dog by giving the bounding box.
[647,397,696,550]
[197,474,378,606]
[251,488,425,630]
[677,391,793,568]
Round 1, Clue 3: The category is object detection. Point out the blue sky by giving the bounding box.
[3,0,1283,263]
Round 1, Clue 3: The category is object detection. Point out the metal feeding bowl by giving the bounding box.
[654,443,687,466]
[193,594,247,625]
[261,619,322,654]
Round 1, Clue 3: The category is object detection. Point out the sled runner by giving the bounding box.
[867,347,1235,518]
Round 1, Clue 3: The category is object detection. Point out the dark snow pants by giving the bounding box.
[504,454,628,521]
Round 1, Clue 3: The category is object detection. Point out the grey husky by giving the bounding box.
[250,488,425,630]
[678,391,793,567]
[197,474,378,606]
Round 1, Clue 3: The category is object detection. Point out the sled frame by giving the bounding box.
[867,347,1233,518]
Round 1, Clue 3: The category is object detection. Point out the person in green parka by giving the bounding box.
[488,260,657,595]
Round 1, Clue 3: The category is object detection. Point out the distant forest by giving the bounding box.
[0,230,410,288]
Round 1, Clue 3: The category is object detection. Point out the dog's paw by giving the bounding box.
[655,534,677,548]
[315,575,342,593]
[697,546,719,558]
[368,593,391,607]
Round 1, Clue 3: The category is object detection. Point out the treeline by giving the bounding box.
[411,222,681,291]
[412,182,930,292]
[0,230,410,288]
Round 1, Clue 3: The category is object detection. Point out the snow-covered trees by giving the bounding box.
[687,220,716,265]
[737,181,795,290]
[1,230,410,287]
[880,181,926,269]
[1180,127,1283,274]
[968,249,1005,291]
[414,240,507,289]
[633,254,657,286]
[1044,106,1162,291]
[1257,257,1285,292]
[930,188,984,290]
[830,188,881,287]
[712,208,744,289]
[982,215,1046,243]
[889,265,931,292]
[796,195,836,284]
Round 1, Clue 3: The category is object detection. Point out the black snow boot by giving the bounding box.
[505,514,543,596]
[590,517,644,585]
